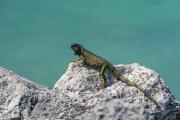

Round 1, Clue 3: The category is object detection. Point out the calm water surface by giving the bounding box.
[0,0,180,99]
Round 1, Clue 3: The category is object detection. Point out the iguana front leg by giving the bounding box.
[73,56,84,67]
[99,63,108,88]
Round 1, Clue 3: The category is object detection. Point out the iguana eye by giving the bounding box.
[71,43,82,55]
[71,44,80,51]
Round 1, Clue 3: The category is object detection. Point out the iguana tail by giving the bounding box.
[116,74,164,119]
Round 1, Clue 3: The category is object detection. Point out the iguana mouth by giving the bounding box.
[73,51,78,55]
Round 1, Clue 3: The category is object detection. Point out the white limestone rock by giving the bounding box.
[0,66,48,120]
[1,62,180,120]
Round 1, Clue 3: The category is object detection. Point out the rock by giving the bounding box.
[87,99,180,120]
[0,63,180,120]
[86,99,153,120]
[32,62,179,120]
[0,66,48,120]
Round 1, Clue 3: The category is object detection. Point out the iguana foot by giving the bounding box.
[75,60,84,67]
[99,74,107,89]
[72,58,84,67]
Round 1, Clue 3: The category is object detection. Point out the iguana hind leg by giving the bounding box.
[99,64,108,88]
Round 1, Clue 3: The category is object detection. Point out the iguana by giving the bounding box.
[70,43,164,119]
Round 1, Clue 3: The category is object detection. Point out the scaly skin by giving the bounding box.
[71,43,164,120]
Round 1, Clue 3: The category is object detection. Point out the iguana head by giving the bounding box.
[71,43,83,55]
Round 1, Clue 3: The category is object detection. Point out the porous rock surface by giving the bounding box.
[0,62,180,120]
[0,66,48,120]
[86,99,153,120]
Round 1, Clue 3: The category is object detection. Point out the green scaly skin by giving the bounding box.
[71,43,164,120]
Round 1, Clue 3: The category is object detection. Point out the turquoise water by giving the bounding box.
[0,0,180,99]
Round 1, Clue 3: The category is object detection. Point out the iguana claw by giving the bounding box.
[72,57,84,67]
[99,74,107,89]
